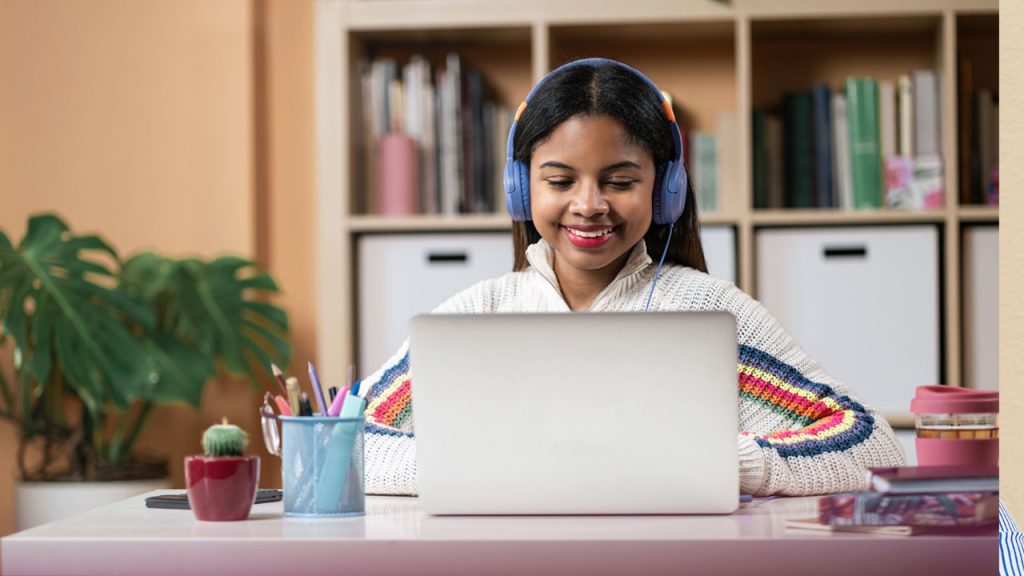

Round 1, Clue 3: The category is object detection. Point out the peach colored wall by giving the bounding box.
[0,0,265,538]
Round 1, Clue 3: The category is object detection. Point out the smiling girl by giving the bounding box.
[359,58,904,497]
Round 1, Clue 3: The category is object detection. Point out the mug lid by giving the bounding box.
[910,385,999,414]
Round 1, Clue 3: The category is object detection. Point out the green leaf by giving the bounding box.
[0,213,149,414]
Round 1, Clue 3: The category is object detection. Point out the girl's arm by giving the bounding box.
[361,341,419,495]
[726,290,906,496]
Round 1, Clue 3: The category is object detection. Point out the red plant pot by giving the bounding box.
[185,455,260,521]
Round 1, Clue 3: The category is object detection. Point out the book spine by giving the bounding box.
[784,92,814,208]
[812,84,834,208]
[716,111,737,214]
[751,110,768,209]
[831,93,853,211]
[766,114,784,209]
[819,492,998,527]
[846,77,882,209]
[913,69,941,158]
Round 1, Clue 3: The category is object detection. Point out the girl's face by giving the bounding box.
[529,114,654,282]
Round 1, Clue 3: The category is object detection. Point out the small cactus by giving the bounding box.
[202,418,248,457]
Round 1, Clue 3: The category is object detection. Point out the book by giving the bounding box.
[783,92,814,208]
[831,93,853,210]
[765,114,784,209]
[958,56,974,205]
[785,517,915,536]
[975,88,998,204]
[716,111,738,214]
[912,69,942,158]
[812,84,834,208]
[897,74,914,158]
[818,491,998,528]
[692,132,718,213]
[751,109,769,209]
[786,516,995,536]
[868,465,999,494]
[845,77,882,209]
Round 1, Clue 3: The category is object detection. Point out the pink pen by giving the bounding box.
[327,385,349,417]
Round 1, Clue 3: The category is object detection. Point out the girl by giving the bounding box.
[359,58,905,497]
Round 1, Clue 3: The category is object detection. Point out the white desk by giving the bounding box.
[2,491,996,576]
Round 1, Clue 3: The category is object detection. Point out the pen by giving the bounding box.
[328,386,339,402]
[298,392,314,416]
[270,363,289,397]
[285,377,301,416]
[308,361,328,417]
[351,380,361,397]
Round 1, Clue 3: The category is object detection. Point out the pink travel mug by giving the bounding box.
[377,133,419,215]
[910,385,998,467]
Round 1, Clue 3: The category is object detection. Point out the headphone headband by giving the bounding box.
[503,58,687,224]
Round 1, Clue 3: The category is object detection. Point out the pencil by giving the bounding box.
[270,363,289,397]
[308,361,328,417]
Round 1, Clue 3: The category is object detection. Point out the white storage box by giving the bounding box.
[963,225,998,390]
[701,225,736,284]
[357,233,514,372]
[755,226,940,414]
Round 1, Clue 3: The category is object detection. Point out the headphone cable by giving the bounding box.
[644,223,674,312]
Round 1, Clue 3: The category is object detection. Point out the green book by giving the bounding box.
[845,77,883,209]
[693,132,718,212]
[783,93,814,208]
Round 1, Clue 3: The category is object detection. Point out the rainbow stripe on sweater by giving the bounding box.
[364,344,876,459]
[365,350,414,430]
[738,344,874,457]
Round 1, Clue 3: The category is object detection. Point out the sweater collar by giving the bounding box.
[525,238,654,291]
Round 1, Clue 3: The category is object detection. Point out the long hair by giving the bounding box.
[510,62,707,274]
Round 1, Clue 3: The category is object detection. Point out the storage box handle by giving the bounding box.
[428,252,468,264]
[823,246,867,259]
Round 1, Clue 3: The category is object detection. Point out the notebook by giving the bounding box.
[868,465,999,494]
[409,311,740,515]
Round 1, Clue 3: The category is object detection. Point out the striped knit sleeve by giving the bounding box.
[362,340,418,495]
[735,342,905,496]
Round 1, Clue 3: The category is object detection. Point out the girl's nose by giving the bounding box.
[569,179,609,217]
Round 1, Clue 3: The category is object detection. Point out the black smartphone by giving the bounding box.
[145,488,283,510]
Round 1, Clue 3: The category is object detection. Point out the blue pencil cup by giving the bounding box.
[270,416,365,517]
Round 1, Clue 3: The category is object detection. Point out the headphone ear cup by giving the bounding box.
[515,160,531,221]
[504,159,532,221]
[652,163,667,225]
[653,160,687,225]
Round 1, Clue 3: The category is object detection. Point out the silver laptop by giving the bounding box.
[409,312,739,515]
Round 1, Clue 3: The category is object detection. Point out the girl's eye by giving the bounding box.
[606,180,636,190]
[546,179,573,190]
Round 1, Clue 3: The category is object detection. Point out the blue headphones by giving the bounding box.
[503,58,688,225]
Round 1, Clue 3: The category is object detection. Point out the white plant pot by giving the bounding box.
[16,478,169,531]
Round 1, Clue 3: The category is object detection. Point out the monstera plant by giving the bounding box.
[0,213,291,482]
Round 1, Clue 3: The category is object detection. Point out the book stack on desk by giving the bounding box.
[787,466,999,536]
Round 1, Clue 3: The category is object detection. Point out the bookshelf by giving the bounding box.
[315,0,999,419]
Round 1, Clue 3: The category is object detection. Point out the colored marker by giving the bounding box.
[327,385,349,417]
[273,395,292,417]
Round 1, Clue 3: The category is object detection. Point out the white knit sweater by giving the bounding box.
[360,239,905,496]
